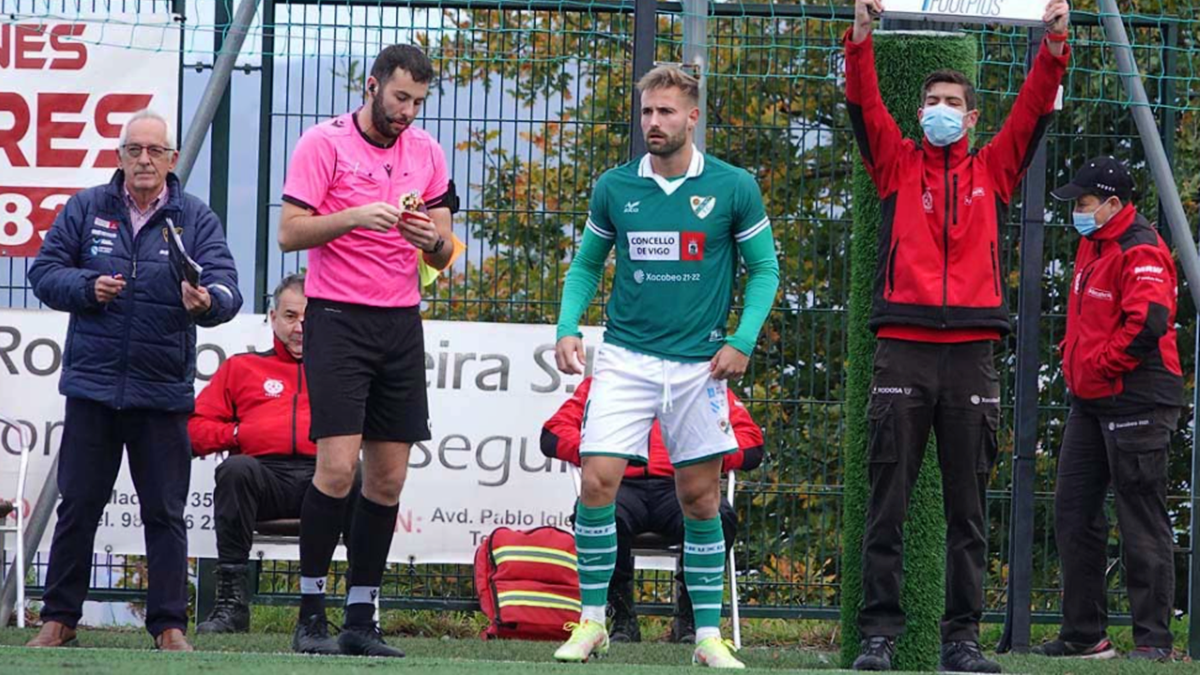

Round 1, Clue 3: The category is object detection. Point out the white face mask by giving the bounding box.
[921,104,966,147]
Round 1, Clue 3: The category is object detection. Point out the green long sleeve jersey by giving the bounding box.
[557,150,780,361]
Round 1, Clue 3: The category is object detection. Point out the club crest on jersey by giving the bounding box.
[690,195,715,219]
[263,379,285,398]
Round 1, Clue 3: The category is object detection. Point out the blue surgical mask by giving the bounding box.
[1071,210,1099,237]
[921,104,966,147]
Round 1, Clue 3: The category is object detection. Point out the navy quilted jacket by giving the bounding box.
[29,171,242,412]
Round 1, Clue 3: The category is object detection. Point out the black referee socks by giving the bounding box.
[344,495,400,628]
[299,484,350,618]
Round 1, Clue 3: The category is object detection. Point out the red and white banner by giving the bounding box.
[0,16,180,257]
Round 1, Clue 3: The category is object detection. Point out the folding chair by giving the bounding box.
[568,465,742,648]
[0,415,33,628]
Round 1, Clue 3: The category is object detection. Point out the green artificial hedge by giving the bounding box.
[840,31,979,672]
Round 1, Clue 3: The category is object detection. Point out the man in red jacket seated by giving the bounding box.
[541,377,764,643]
[1031,157,1182,662]
[190,274,352,633]
[845,0,1071,671]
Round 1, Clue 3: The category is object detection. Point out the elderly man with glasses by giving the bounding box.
[26,109,242,651]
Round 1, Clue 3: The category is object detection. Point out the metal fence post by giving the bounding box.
[1191,315,1200,656]
[997,26,1048,656]
[254,0,277,313]
[1156,23,1178,245]
[177,0,261,186]
[681,0,708,152]
[628,0,657,159]
[209,0,235,233]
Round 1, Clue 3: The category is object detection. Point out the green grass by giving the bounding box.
[1,629,1200,675]
[0,629,831,674]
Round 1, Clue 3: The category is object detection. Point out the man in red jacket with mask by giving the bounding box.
[1032,157,1182,662]
[190,274,352,633]
[845,0,1071,671]
[542,377,763,644]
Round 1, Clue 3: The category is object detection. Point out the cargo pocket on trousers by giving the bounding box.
[977,407,1000,474]
[867,398,897,464]
[1111,428,1169,495]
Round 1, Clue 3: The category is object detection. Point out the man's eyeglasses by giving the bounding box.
[122,144,174,159]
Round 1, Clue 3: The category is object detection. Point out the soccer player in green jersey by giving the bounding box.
[552,65,780,668]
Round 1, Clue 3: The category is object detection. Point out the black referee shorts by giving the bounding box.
[303,298,431,443]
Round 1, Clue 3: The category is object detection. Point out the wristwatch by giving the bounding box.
[426,236,446,255]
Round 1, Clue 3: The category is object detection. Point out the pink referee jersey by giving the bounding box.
[282,111,451,308]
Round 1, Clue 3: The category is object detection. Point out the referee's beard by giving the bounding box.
[371,95,410,140]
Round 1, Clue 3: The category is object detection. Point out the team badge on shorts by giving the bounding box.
[690,195,716,219]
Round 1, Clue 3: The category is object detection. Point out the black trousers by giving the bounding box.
[611,478,738,587]
[859,339,1000,643]
[40,397,191,637]
[214,454,317,565]
[1055,404,1178,649]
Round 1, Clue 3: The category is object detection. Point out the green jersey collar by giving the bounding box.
[637,145,705,196]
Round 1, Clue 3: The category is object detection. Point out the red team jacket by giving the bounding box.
[844,31,1069,340]
[540,377,765,478]
[1061,205,1182,411]
[189,337,317,458]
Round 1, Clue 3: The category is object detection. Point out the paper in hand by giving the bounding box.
[165,219,203,287]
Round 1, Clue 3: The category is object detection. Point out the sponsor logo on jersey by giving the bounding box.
[627,231,706,261]
[690,195,716,219]
[681,232,706,261]
[633,269,646,284]
[624,201,640,214]
[970,394,1000,405]
[94,217,118,230]
[628,232,679,260]
[1086,287,1114,302]
[923,190,934,213]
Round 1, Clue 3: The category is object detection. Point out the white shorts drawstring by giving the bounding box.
[661,361,674,413]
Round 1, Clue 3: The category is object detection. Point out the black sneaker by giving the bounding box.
[940,641,1001,673]
[607,580,641,643]
[292,613,342,655]
[1031,637,1117,659]
[338,623,405,658]
[1128,646,1173,662]
[853,636,895,671]
[669,580,695,644]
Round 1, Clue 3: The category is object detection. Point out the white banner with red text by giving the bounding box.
[0,310,601,564]
[0,15,181,257]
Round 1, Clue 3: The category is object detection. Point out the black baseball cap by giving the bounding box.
[1051,156,1134,202]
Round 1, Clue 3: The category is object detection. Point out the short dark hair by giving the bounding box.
[921,69,977,110]
[272,273,305,309]
[371,44,434,86]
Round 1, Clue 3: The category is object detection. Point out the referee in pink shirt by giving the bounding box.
[278,44,456,658]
